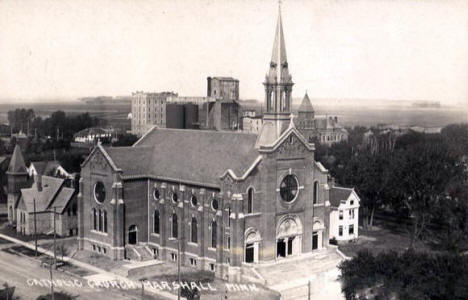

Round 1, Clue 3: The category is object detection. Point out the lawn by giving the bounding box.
[338,218,432,257]
[71,250,128,271]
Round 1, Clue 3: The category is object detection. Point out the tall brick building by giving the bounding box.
[78,6,337,280]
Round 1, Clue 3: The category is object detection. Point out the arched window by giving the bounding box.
[247,188,254,214]
[103,210,107,233]
[313,181,319,204]
[154,210,160,234]
[211,220,217,248]
[98,209,102,231]
[191,217,197,243]
[93,208,97,230]
[171,213,178,238]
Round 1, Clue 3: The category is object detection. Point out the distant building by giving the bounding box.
[131,78,241,136]
[295,93,348,145]
[6,145,29,225]
[207,77,239,101]
[329,187,360,241]
[28,160,72,179]
[131,91,177,136]
[242,115,263,133]
[73,127,113,144]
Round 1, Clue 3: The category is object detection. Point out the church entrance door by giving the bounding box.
[245,243,254,263]
[128,225,138,245]
[312,231,318,250]
[277,239,286,258]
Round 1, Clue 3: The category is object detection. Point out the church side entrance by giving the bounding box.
[244,229,261,263]
[128,224,138,245]
[276,216,303,259]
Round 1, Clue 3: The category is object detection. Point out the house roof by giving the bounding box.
[30,161,61,176]
[73,127,111,139]
[19,176,67,213]
[7,145,27,174]
[105,128,260,187]
[329,186,354,207]
[298,93,314,113]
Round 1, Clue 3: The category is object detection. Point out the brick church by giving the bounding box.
[78,6,338,280]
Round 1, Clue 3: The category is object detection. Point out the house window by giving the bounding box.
[191,217,198,243]
[103,248,107,254]
[190,258,197,266]
[339,226,343,236]
[349,209,355,219]
[227,236,231,249]
[211,220,217,248]
[103,210,107,233]
[171,253,177,261]
[228,207,231,227]
[93,208,97,230]
[349,225,354,235]
[172,192,178,204]
[339,210,343,220]
[350,200,354,206]
[313,181,319,204]
[171,213,178,238]
[154,210,160,234]
[210,263,215,271]
[247,188,254,214]
[72,203,77,216]
[92,244,96,251]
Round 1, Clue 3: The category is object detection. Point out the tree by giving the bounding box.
[342,152,393,230]
[391,136,465,248]
[111,133,138,147]
[339,249,468,300]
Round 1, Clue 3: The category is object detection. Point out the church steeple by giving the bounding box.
[266,4,291,86]
[257,3,294,147]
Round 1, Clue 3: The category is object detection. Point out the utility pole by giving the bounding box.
[139,278,147,300]
[33,198,37,257]
[177,238,181,300]
[50,261,54,300]
[53,206,57,269]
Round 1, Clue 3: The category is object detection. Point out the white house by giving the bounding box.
[329,186,360,241]
[28,161,72,179]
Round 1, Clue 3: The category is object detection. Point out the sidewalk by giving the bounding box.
[0,233,179,300]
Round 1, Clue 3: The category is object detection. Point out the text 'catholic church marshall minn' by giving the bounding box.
[77,5,360,280]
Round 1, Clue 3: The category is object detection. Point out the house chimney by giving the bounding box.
[207,77,212,97]
[35,174,42,192]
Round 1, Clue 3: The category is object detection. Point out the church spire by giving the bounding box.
[267,2,291,84]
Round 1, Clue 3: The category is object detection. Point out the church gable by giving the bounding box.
[260,128,314,156]
[81,145,121,173]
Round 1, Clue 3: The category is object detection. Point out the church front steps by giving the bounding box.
[254,248,343,287]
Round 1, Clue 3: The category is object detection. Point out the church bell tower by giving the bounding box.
[258,4,294,146]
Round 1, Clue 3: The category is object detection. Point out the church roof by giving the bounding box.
[7,144,27,174]
[105,128,260,187]
[298,93,314,113]
[329,186,354,207]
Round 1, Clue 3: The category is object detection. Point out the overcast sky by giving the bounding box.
[0,0,467,104]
